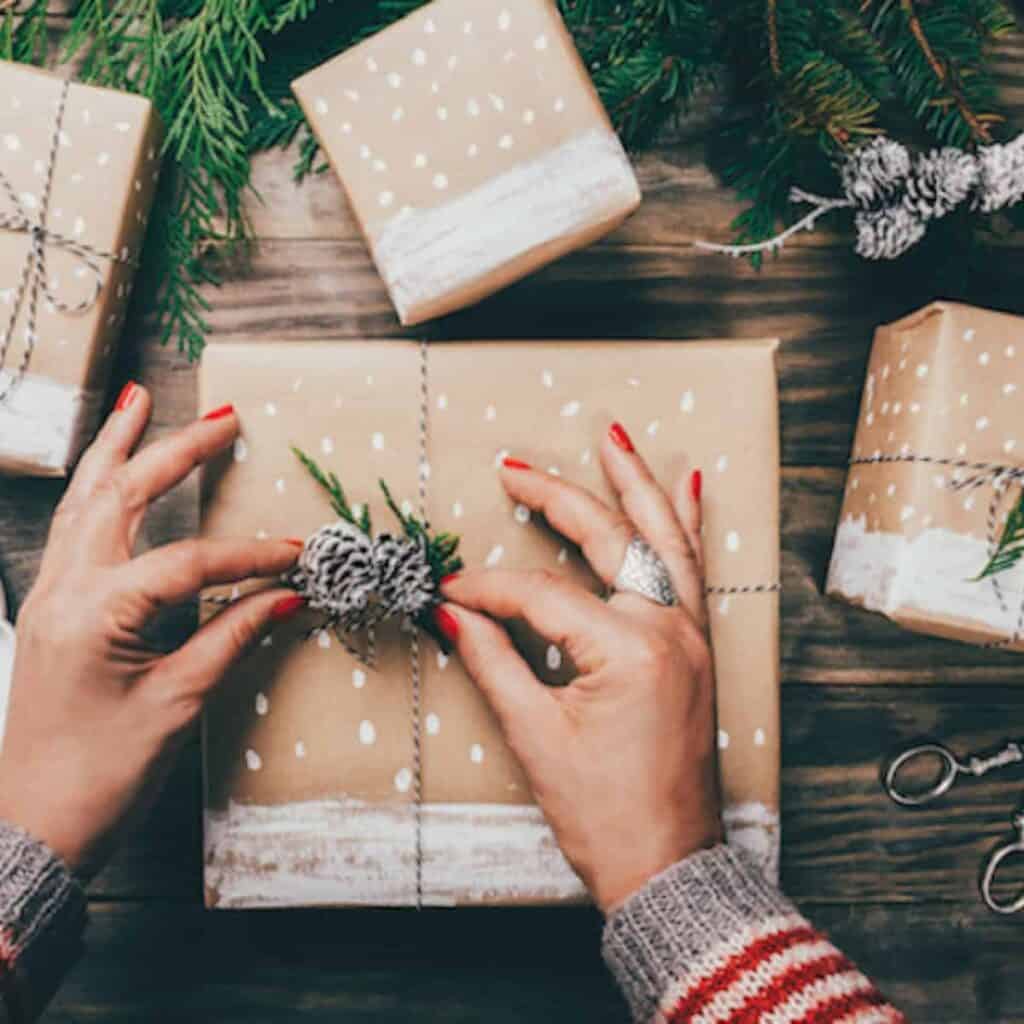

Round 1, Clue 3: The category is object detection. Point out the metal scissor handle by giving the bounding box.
[982,813,1024,915]
[884,743,962,806]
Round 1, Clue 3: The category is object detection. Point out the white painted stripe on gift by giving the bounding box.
[0,370,102,473]
[370,127,640,323]
[204,798,778,908]
[827,514,1024,642]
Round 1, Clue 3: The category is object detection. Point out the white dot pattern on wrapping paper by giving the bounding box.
[977,417,990,430]
[437,393,448,410]
[980,352,991,366]
[452,500,464,518]
[352,669,367,689]
[499,134,514,150]
[345,89,360,102]
[245,750,262,771]
[495,448,510,467]
[359,720,377,746]
[387,72,402,88]
[426,713,441,736]
[646,421,660,437]
[264,402,277,416]
[3,134,19,151]
[318,630,331,649]
[725,532,740,553]
[716,455,729,473]
[523,109,536,125]
[321,436,335,455]
[484,404,497,421]
[489,93,505,112]
[412,47,427,65]
[718,730,730,750]
[394,768,413,793]
[901,506,915,522]
[414,153,428,168]
[535,34,549,50]
[554,97,566,113]
[754,728,766,747]
[314,97,328,114]
[561,400,581,417]
[437,652,449,670]
[341,122,352,135]
[255,693,269,716]
[916,364,929,378]
[372,433,385,450]
[433,173,449,190]
[448,56,458,70]
[275,478,286,495]
[295,741,307,759]
[498,9,511,29]
[964,328,976,342]
[467,144,479,158]
[233,438,248,462]
[379,191,394,208]
[542,370,554,388]
[1006,441,1018,453]
[514,504,530,524]
[437,106,449,121]
[470,744,485,764]
[467,98,481,117]
[486,545,504,567]
[680,390,695,413]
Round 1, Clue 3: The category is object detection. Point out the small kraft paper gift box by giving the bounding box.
[0,62,162,477]
[200,339,781,908]
[291,0,641,327]
[828,301,1024,649]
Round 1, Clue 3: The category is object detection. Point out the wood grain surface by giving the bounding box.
[2,31,1024,1023]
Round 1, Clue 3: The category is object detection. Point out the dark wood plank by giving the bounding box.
[40,898,1024,1023]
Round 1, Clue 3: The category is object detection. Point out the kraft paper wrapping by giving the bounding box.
[200,339,781,908]
[828,302,1024,651]
[291,0,641,327]
[0,62,162,477]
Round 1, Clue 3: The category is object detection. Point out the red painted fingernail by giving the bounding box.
[502,457,532,470]
[114,381,138,412]
[202,403,235,422]
[270,595,305,622]
[434,605,459,642]
[609,422,634,453]
[440,573,460,586]
[691,469,703,502]
[284,538,305,549]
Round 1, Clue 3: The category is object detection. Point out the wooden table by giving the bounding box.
[4,43,1024,1024]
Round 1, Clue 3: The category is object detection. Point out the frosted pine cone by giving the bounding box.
[854,206,926,260]
[841,138,912,208]
[373,533,437,620]
[976,134,1024,213]
[904,147,979,221]
[288,520,378,626]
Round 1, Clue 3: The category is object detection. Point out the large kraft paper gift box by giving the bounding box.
[828,301,1024,649]
[291,0,641,327]
[200,339,781,908]
[0,62,163,477]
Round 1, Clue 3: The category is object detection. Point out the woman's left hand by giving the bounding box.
[0,384,304,878]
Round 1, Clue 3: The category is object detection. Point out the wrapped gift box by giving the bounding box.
[0,62,163,477]
[828,302,1024,650]
[200,339,781,908]
[291,0,641,326]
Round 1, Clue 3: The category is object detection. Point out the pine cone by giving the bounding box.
[904,147,979,221]
[373,533,436,621]
[976,134,1024,213]
[841,138,912,209]
[288,520,378,626]
[854,206,926,261]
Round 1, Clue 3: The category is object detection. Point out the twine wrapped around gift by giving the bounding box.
[0,77,134,407]
[850,452,1024,647]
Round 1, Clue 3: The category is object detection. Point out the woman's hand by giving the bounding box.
[0,383,305,878]
[438,422,720,914]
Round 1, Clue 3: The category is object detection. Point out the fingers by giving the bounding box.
[112,405,239,515]
[152,586,300,704]
[674,468,704,575]
[59,381,152,510]
[436,603,558,744]
[499,460,632,585]
[119,537,302,615]
[441,569,624,673]
[600,423,706,624]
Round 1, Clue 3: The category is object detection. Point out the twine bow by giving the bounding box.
[850,452,1024,647]
[0,77,133,407]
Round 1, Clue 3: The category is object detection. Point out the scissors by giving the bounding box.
[884,740,1024,914]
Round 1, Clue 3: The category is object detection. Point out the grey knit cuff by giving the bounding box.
[0,822,87,1022]
[602,844,796,1023]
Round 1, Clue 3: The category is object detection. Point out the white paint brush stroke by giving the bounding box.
[371,128,640,322]
[0,371,102,473]
[828,514,1024,634]
[204,799,779,908]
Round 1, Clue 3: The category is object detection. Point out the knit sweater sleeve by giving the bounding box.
[0,822,87,1024]
[603,845,905,1024]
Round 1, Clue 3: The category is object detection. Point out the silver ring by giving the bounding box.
[613,537,678,607]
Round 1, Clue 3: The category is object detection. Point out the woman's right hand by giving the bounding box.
[437,422,721,914]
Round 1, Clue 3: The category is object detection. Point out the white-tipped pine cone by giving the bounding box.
[288,520,436,630]
[854,206,926,261]
[841,137,912,208]
[904,147,980,221]
[976,134,1024,213]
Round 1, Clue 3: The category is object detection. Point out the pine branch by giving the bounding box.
[292,445,369,530]
[1,0,48,65]
[977,493,1024,580]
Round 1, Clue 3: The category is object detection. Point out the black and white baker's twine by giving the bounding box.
[849,451,1024,648]
[0,77,133,406]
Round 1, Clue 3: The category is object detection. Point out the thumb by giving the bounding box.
[437,603,560,754]
[158,588,304,701]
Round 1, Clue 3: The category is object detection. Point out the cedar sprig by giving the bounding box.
[293,448,463,581]
[976,494,1024,580]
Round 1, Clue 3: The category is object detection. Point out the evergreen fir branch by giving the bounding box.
[1,0,48,65]
[292,445,371,532]
[976,493,1024,580]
